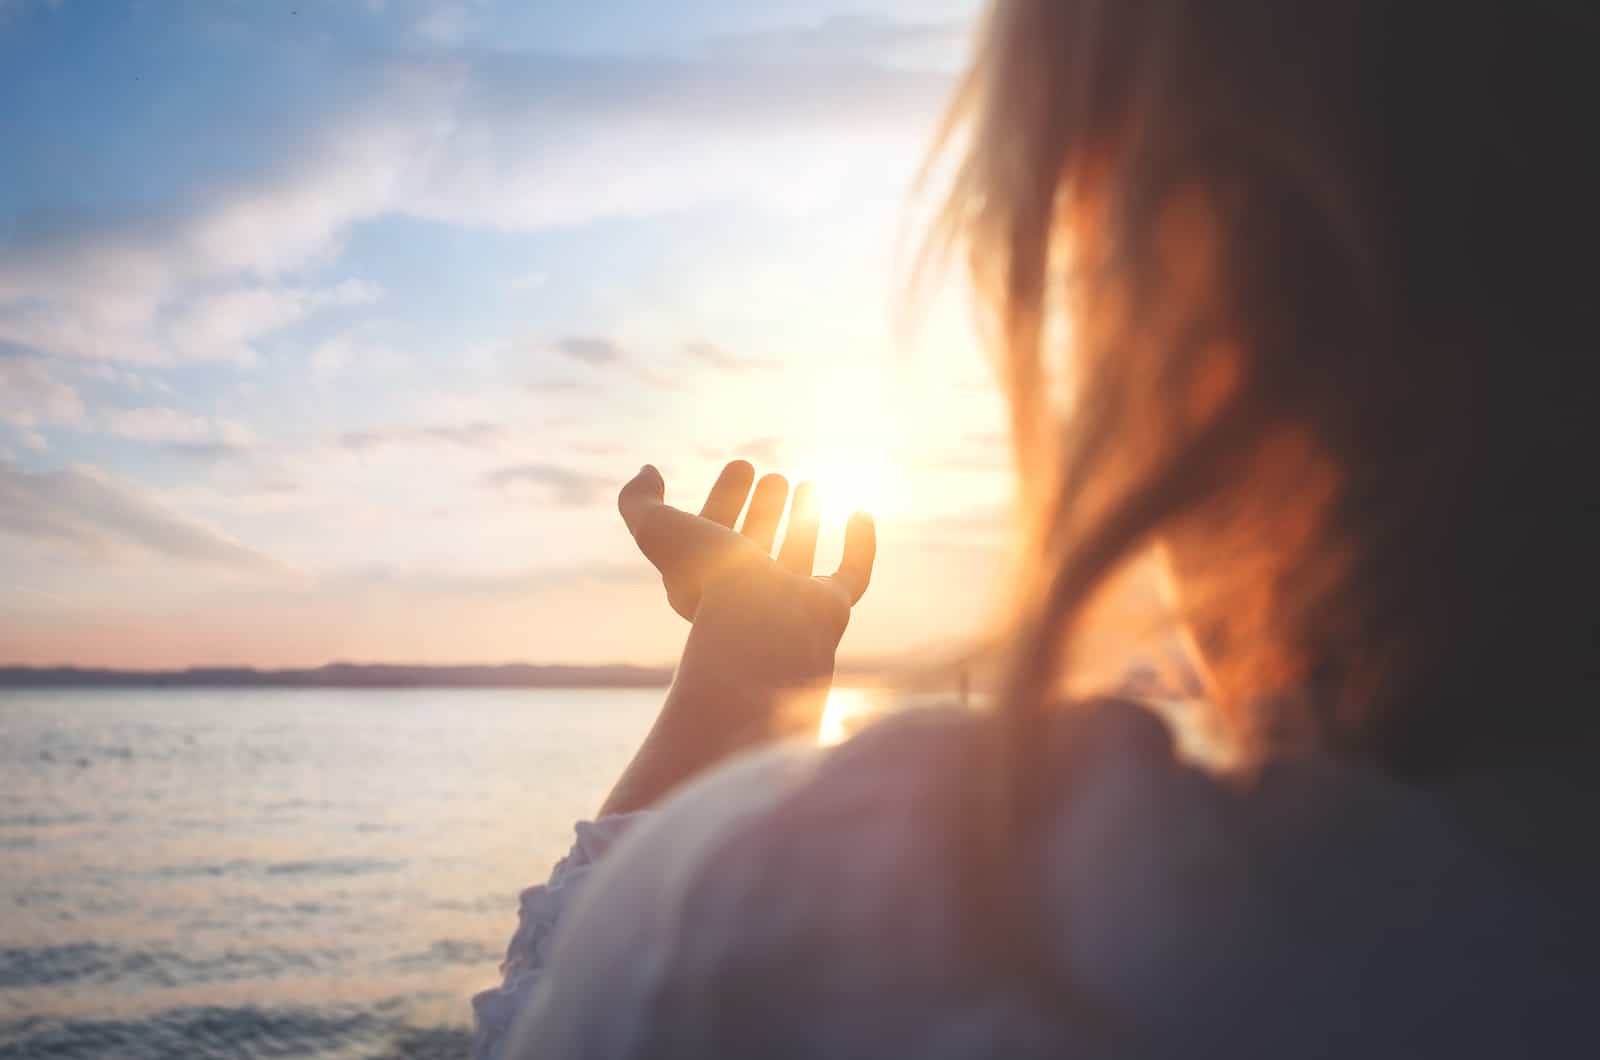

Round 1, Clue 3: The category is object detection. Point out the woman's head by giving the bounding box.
[939,0,1600,773]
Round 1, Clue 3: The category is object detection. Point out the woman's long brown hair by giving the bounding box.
[929,0,1600,995]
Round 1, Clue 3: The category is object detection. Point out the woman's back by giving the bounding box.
[500,700,1598,1058]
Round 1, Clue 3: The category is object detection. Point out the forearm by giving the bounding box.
[599,654,830,817]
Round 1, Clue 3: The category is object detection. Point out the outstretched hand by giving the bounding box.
[600,460,876,815]
[618,460,875,691]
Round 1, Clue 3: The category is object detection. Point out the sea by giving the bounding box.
[0,686,742,1059]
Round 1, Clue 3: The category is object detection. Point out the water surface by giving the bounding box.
[1,687,665,1058]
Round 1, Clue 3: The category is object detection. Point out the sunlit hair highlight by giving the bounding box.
[932,0,1600,775]
[921,0,1600,1001]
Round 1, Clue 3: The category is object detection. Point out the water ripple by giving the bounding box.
[0,942,356,991]
[0,1005,470,1060]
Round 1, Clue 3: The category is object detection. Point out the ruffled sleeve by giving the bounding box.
[471,813,644,1060]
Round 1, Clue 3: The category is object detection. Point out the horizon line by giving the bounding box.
[0,657,921,690]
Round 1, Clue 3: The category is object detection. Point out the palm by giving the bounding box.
[617,460,875,652]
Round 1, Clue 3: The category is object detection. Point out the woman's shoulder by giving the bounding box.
[522,698,1590,1056]
[585,698,1204,1052]
[649,693,1193,891]
[654,698,1583,1039]
[653,696,1187,910]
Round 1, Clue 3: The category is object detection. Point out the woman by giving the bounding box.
[475,1,1599,1055]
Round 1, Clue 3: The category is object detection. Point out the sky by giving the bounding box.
[0,0,1013,670]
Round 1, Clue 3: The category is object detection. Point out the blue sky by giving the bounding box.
[0,0,1009,669]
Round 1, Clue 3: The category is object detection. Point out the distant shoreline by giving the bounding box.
[0,663,675,690]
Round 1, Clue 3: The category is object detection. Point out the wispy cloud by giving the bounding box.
[553,336,626,366]
[412,2,470,44]
[162,280,381,366]
[524,379,595,394]
[0,277,381,367]
[682,341,779,374]
[100,406,258,453]
[0,459,282,572]
[337,421,505,453]
[709,14,971,66]
[481,462,611,506]
[550,336,678,389]
[0,357,85,441]
[307,330,407,389]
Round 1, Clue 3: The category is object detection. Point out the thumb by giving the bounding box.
[617,464,731,576]
[617,464,666,540]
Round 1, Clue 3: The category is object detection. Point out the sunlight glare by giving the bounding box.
[789,443,906,523]
[780,365,918,524]
[818,687,880,746]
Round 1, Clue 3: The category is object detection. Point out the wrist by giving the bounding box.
[663,661,830,751]
[597,665,832,817]
[677,583,840,694]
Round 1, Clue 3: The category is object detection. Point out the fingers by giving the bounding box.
[740,473,789,553]
[777,481,819,575]
[825,511,876,604]
[622,465,866,609]
[698,460,755,528]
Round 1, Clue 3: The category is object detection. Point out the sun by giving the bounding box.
[758,356,932,528]
[787,443,907,524]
